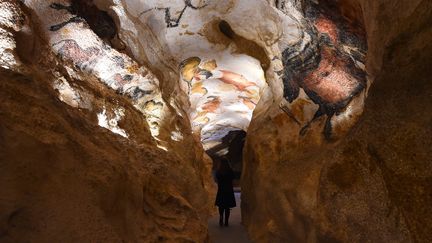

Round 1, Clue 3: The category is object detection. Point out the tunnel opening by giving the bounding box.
[207,129,249,237]
[207,130,246,187]
[179,19,270,156]
[178,19,270,236]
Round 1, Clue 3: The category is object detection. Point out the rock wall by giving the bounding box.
[0,0,214,242]
[1,0,431,242]
[100,0,368,154]
[242,0,432,242]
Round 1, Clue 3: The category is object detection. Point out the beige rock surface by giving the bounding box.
[242,0,432,242]
[0,70,211,243]
[0,1,214,242]
[0,0,431,242]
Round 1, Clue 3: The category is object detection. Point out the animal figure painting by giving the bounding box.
[280,1,367,139]
[25,0,167,138]
[24,0,370,146]
[180,53,265,149]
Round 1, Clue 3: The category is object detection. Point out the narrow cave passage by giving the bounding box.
[208,191,251,242]
[180,52,262,241]
[175,19,269,242]
[178,36,265,241]
[6,0,421,242]
[178,19,269,151]
[207,130,251,243]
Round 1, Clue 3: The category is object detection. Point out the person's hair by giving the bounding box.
[218,158,232,174]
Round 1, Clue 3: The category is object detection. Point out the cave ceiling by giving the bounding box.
[23,0,367,150]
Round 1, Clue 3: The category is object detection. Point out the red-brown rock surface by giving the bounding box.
[242,0,432,242]
[1,0,431,242]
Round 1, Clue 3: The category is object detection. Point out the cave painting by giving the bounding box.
[49,3,84,31]
[280,2,367,139]
[180,54,265,150]
[24,0,368,146]
[120,0,368,146]
[138,0,209,28]
[24,0,167,138]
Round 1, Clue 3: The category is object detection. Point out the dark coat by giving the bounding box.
[215,170,236,208]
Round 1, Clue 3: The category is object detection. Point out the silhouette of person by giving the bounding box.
[215,158,236,227]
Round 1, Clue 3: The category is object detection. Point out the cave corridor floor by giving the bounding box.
[208,192,252,243]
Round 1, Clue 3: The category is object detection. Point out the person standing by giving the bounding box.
[215,158,236,227]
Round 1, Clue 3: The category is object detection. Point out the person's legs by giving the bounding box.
[224,207,230,226]
[218,207,224,226]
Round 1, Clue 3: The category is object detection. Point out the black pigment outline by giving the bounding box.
[49,2,84,31]
[139,0,208,28]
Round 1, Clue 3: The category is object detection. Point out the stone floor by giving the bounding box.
[208,192,251,243]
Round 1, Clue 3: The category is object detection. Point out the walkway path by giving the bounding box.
[208,192,251,243]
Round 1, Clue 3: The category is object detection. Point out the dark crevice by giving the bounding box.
[71,0,117,42]
[218,20,235,39]
[217,20,271,70]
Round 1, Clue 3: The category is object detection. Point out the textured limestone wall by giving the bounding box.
[0,0,214,242]
[0,69,212,242]
[1,0,430,242]
[242,0,432,242]
[100,0,367,153]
